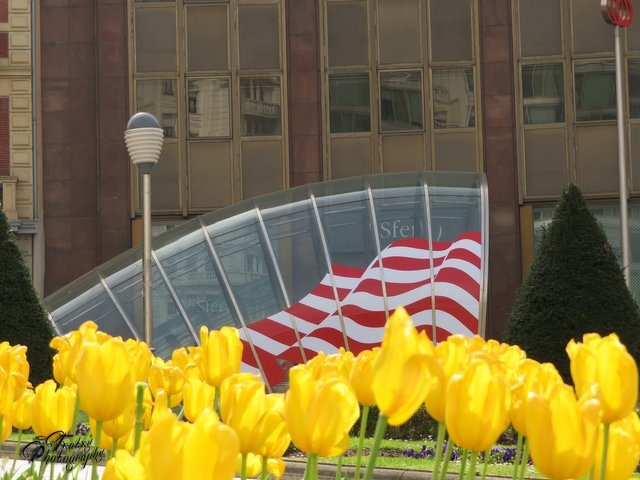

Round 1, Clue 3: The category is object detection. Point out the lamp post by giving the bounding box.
[124,112,164,347]
[601,0,634,287]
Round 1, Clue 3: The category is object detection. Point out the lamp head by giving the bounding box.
[125,112,164,173]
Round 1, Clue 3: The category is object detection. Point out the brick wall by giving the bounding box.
[0,97,9,176]
[0,0,7,24]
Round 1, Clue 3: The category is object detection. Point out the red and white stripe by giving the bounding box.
[239,231,482,387]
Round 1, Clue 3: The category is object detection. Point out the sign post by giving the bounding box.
[601,0,634,287]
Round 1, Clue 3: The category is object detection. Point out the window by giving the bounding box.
[522,64,564,124]
[187,78,230,138]
[629,60,640,118]
[380,71,423,131]
[240,77,282,136]
[329,75,370,133]
[323,0,479,175]
[432,69,475,128]
[575,62,616,122]
[132,0,286,213]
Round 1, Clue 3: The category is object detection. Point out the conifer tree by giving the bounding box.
[503,184,640,383]
[0,208,53,385]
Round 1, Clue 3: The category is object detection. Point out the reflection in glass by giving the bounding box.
[240,77,282,136]
[329,74,371,133]
[210,220,283,323]
[522,64,564,124]
[156,231,236,332]
[629,60,640,118]
[136,79,178,138]
[380,71,423,132]
[188,79,230,137]
[575,62,616,122]
[432,69,475,128]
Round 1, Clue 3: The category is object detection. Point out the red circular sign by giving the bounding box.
[601,0,634,27]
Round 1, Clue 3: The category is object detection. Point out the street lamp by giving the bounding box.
[124,112,164,347]
[601,0,634,287]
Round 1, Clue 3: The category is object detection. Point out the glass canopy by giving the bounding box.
[44,172,488,391]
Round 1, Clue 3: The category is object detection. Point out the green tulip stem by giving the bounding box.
[518,438,529,480]
[214,387,221,416]
[458,449,469,480]
[177,406,184,421]
[589,465,595,480]
[260,456,269,480]
[10,427,22,475]
[71,391,81,436]
[50,459,55,480]
[599,423,610,480]
[354,404,370,480]
[110,436,118,459]
[433,421,447,480]
[466,451,478,480]
[512,433,523,480]
[92,420,103,480]
[440,435,454,480]
[241,452,248,480]
[134,382,145,454]
[335,454,344,480]
[364,414,388,480]
[480,449,490,480]
[304,454,318,480]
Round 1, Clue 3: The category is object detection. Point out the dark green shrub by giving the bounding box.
[0,208,54,385]
[350,405,439,440]
[503,184,640,383]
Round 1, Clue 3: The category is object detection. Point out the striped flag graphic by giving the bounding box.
[239,231,482,387]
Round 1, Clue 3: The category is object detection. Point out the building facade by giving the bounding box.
[22,0,640,339]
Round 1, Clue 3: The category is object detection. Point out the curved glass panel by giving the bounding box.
[45,172,488,391]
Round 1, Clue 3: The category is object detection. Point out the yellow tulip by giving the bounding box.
[254,394,290,459]
[220,373,268,453]
[148,357,184,407]
[199,326,242,388]
[148,389,172,428]
[103,450,148,480]
[124,339,152,383]
[183,409,238,480]
[0,414,11,442]
[76,337,133,421]
[101,396,136,441]
[510,360,562,436]
[526,382,601,480]
[349,348,379,406]
[137,411,187,480]
[32,380,76,436]
[445,353,510,452]
[371,307,432,426]
[567,333,638,424]
[594,411,640,480]
[50,320,101,385]
[91,418,135,452]
[306,347,355,380]
[182,378,216,423]
[267,457,286,480]
[11,388,34,430]
[284,364,359,457]
[236,452,263,478]
[0,343,30,395]
[171,347,201,380]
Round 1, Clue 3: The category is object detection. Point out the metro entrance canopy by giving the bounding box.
[44,172,488,390]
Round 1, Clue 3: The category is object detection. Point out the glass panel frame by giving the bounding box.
[575,61,617,123]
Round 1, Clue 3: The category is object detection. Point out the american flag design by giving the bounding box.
[239,231,482,388]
